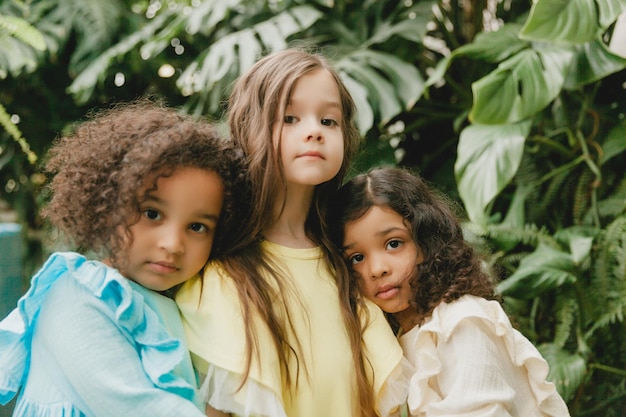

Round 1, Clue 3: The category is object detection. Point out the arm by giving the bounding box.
[35,277,206,417]
[206,404,231,417]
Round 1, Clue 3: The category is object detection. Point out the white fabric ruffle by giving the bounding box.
[375,355,414,417]
[199,363,287,417]
[400,295,570,416]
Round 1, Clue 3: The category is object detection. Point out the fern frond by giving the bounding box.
[586,214,626,337]
[573,167,594,224]
[0,14,45,51]
[496,251,529,272]
[481,223,559,249]
[539,169,569,217]
[553,296,577,349]
[0,103,37,164]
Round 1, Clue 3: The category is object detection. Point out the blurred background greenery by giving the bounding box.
[1,0,625,414]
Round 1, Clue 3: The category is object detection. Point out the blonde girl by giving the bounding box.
[177,49,408,417]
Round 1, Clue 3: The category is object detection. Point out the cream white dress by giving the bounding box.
[399,295,570,416]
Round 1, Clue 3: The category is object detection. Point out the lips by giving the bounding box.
[148,261,179,274]
[298,150,324,159]
[376,284,400,300]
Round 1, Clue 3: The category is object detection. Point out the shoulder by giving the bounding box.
[424,295,512,342]
[176,261,238,308]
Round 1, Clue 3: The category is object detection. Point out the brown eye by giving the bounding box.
[386,240,402,250]
[189,223,208,233]
[143,209,160,220]
[349,254,364,265]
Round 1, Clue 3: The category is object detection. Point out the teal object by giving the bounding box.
[0,223,22,416]
[0,223,24,320]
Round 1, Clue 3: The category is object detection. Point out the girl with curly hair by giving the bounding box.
[0,99,242,417]
[176,49,409,417]
[332,166,570,416]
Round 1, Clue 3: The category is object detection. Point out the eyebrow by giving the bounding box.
[342,226,405,251]
[143,195,220,223]
[287,98,342,110]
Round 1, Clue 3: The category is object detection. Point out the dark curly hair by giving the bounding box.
[41,98,244,264]
[331,166,499,328]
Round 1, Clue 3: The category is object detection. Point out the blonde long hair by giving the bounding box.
[218,48,374,416]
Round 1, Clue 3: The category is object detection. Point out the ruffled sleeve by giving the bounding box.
[0,252,83,404]
[177,263,286,417]
[361,299,414,417]
[400,295,570,417]
[0,252,202,413]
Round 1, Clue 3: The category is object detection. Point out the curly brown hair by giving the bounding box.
[41,98,243,263]
[331,166,499,327]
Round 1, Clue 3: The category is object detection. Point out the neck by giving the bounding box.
[393,306,423,333]
[264,184,316,248]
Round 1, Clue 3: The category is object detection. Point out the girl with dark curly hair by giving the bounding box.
[0,99,242,417]
[332,166,570,416]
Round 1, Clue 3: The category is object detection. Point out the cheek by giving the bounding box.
[358,276,376,296]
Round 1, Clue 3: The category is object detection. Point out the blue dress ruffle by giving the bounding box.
[0,252,197,408]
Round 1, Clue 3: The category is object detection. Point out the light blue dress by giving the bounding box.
[0,252,206,417]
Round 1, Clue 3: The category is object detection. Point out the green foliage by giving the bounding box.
[61,0,431,136]
[2,0,626,413]
[0,9,44,164]
[420,0,626,412]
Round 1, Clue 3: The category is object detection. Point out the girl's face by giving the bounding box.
[121,167,224,291]
[274,68,345,188]
[343,205,424,318]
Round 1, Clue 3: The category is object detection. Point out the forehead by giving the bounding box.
[287,69,341,105]
[344,206,408,243]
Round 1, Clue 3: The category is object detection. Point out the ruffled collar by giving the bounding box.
[0,252,197,405]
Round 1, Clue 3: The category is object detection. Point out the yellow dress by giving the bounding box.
[177,241,409,417]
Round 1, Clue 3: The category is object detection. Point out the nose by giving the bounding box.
[369,254,389,279]
[159,226,185,255]
[305,119,323,142]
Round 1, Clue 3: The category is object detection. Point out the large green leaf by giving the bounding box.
[40,0,126,73]
[455,121,530,225]
[340,73,374,135]
[470,45,574,124]
[424,24,527,92]
[520,0,598,43]
[336,59,402,126]
[177,32,240,96]
[348,49,425,109]
[176,5,323,113]
[364,2,433,47]
[67,11,172,104]
[185,0,240,35]
[597,0,626,28]
[453,23,528,63]
[497,244,578,298]
[601,124,626,165]
[538,343,587,401]
[563,39,626,89]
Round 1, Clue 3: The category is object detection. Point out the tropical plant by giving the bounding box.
[419,0,626,413]
[65,0,431,137]
[0,10,45,165]
[1,0,626,413]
